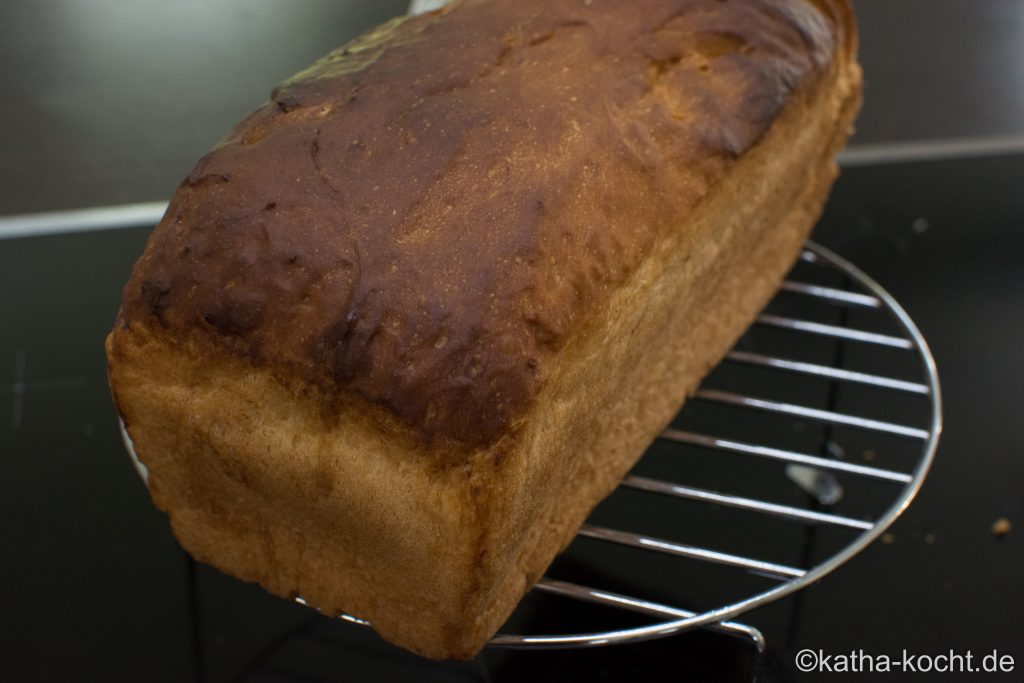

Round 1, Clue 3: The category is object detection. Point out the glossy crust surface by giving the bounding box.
[108,0,861,660]
[118,0,851,447]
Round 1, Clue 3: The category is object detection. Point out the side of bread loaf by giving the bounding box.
[107,0,860,660]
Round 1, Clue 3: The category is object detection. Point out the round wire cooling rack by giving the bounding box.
[120,241,941,655]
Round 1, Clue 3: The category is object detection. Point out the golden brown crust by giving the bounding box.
[119,0,851,448]
[108,0,861,660]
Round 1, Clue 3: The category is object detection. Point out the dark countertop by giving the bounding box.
[1,2,1022,682]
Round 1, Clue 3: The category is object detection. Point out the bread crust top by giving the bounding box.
[117,0,853,447]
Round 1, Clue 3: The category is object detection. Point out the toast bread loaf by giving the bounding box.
[106,0,861,659]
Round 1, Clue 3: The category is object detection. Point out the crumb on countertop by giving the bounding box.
[991,517,1012,537]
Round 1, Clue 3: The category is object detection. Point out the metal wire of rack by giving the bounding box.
[472,240,941,652]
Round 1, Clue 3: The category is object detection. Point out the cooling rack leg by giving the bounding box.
[720,621,766,654]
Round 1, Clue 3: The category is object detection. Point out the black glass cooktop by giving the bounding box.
[2,153,1022,682]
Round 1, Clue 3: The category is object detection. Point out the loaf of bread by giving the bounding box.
[106,0,860,660]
